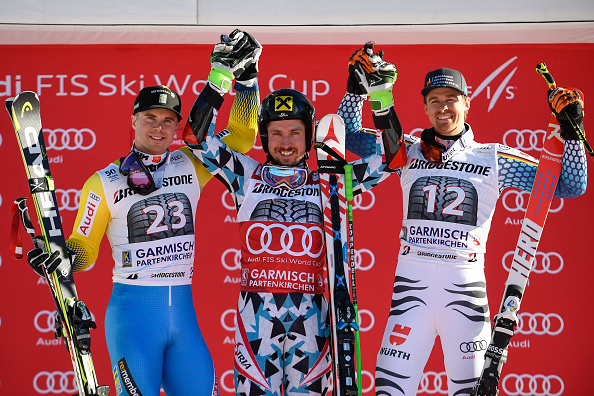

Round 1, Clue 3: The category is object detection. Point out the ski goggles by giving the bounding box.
[119,149,158,195]
[261,164,308,190]
[420,139,446,164]
[420,128,468,165]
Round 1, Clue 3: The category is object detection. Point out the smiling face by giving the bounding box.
[266,119,308,166]
[424,87,470,136]
[132,108,180,155]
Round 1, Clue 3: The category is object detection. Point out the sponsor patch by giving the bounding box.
[116,358,143,396]
[76,191,102,237]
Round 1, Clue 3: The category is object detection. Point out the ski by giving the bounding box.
[6,91,109,396]
[471,64,574,396]
[315,114,359,396]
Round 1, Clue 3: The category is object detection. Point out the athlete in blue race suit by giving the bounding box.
[27,30,262,396]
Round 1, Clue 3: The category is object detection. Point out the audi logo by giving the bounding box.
[351,191,375,211]
[220,309,237,332]
[502,190,563,213]
[221,248,241,271]
[354,248,375,271]
[35,310,56,333]
[357,309,375,332]
[502,251,563,274]
[34,371,77,394]
[503,129,546,152]
[418,371,448,394]
[221,191,236,210]
[56,189,82,212]
[516,312,564,336]
[502,373,564,396]
[246,223,324,258]
[459,340,488,353]
[45,128,97,151]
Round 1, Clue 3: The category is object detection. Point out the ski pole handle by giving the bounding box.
[15,197,37,240]
[536,63,556,89]
[344,164,354,202]
[536,62,593,156]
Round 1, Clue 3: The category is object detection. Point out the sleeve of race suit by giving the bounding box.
[183,80,259,154]
[497,141,587,198]
[66,172,111,272]
[189,130,260,210]
[183,80,260,189]
[222,81,260,154]
[347,137,398,196]
[339,92,379,158]
[339,92,406,169]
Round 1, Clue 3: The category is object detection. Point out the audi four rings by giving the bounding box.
[45,128,96,150]
[502,251,564,274]
[516,312,564,336]
[502,189,564,213]
[502,374,564,396]
[459,340,488,353]
[245,223,324,258]
[55,188,82,211]
[503,128,547,152]
[34,371,78,394]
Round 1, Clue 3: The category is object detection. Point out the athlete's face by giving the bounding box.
[424,87,470,136]
[267,119,308,166]
[132,108,180,155]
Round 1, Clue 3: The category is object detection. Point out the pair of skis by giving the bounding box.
[315,114,362,396]
[6,92,109,396]
[472,64,590,395]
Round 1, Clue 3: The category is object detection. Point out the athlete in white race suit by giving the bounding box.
[340,47,588,395]
[185,81,402,395]
[27,30,262,396]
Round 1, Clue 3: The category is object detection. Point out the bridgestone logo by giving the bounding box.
[150,272,186,278]
[416,251,457,260]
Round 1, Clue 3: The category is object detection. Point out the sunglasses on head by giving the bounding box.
[261,164,308,190]
[119,149,158,195]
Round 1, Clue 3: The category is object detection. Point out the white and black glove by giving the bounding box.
[208,29,262,93]
[347,42,397,114]
[26,238,75,277]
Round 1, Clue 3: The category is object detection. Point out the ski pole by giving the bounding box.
[536,63,593,156]
[344,163,362,396]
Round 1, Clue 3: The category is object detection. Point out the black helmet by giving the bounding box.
[258,88,315,153]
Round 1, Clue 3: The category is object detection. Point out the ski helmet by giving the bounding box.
[258,88,315,153]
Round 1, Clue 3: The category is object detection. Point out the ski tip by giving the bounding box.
[314,114,346,160]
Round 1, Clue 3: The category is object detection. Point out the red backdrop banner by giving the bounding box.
[0,43,592,395]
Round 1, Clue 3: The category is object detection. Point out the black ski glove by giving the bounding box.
[27,248,61,277]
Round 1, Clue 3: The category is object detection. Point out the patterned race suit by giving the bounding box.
[339,92,588,396]
[66,82,259,396]
[189,111,397,396]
